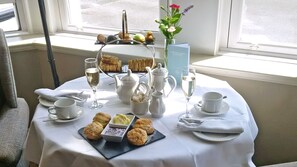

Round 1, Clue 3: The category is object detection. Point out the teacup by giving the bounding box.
[48,99,79,119]
[201,92,223,113]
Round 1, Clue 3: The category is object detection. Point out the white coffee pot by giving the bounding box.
[146,63,176,97]
[114,69,139,104]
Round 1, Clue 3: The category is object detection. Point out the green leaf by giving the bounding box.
[170,17,180,24]
[160,19,169,25]
[161,29,169,38]
[173,13,182,20]
[174,13,182,18]
[173,27,182,35]
[171,8,180,15]
[159,24,165,28]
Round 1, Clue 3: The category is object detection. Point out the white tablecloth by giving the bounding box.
[24,73,258,167]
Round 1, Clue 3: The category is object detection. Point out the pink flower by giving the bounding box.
[170,4,180,9]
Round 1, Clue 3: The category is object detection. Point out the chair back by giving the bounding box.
[0,28,18,108]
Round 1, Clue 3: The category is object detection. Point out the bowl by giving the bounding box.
[109,114,135,128]
[101,125,129,142]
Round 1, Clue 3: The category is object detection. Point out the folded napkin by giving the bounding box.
[177,118,244,134]
[34,88,88,102]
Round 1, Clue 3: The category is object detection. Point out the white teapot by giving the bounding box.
[114,69,139,104]
[146,63,176,97]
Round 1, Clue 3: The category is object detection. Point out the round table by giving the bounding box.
[24,73,258,167]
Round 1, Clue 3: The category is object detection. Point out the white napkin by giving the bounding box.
[34,88,86,101]
[177,118,244,134]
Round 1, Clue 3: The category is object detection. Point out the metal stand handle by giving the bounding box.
[122,10,128,39]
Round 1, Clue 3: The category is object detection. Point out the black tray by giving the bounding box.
[78,115,166,160]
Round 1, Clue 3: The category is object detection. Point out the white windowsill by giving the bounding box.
[6,33,297,86]
[191,52,297,86]
[7,33,163,61]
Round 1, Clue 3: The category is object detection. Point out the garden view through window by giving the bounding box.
[228,0,297,55]
[0,3,19,32]
[72,0,159,32]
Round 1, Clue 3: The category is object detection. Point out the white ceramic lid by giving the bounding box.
[121,69,139,83]
[152,63,168,76]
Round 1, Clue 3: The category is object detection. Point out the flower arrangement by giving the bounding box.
[155,2,194,67]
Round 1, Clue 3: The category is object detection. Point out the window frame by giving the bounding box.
[223,0,297,59]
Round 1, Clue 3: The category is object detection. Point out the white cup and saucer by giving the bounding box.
[194,92,229,116]
[48,99,83,122]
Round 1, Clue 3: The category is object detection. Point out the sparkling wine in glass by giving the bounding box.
[85,58,103,109]
[180,69,196,118]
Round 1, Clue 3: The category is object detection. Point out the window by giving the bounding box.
[59,0,161,34]
[226,0,297,58]
[0,2,19,31]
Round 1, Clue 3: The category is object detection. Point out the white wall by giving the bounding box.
[173,0,220,55]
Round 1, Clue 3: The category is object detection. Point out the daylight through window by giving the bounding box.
[0,3,19,32]
[65,0,159,32]
[228,0,297,57]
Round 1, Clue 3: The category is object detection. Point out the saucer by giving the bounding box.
[39,96,86,108]
[48,107,83,123]
[194,101,229,116]
[193,131,239,142]
[39,96,54,107]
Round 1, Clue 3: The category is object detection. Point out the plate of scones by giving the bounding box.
[78,112,165,159]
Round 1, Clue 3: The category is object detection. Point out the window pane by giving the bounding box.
[240,0,297,46]
[77,0,159,31]
[0,3,19,31]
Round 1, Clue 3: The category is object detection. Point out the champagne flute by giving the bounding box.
[85,58,103,109]
[180,69,196,118]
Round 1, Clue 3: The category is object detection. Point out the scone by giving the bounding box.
[101,55,119,65]
[83,122,103,140]
[93,112,111,127]
[133,118,154,135]
[128,58,154,72]
[99,54,122,72]
[127,128,148,146]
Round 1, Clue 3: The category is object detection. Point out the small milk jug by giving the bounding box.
[149,91,166,118]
